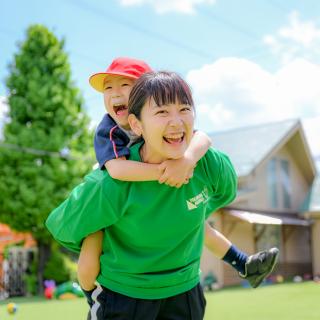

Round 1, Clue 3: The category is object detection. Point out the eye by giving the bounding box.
[180,106,191,112]
[155,109,168,115]
[122,83,131,87]
[104,86,112,91]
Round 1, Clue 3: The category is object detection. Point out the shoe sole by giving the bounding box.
[252,248,279,288]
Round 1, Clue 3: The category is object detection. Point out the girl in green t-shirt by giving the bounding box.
[47,71,278,320]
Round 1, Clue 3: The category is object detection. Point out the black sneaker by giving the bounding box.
[240,248,279,288]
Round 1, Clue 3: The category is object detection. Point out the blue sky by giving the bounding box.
[1,0,320,156]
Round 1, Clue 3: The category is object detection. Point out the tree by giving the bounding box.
[0,24,95,292]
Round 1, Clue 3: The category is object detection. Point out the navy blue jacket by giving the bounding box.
[94,114,131,169]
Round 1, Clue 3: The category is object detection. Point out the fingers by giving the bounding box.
[188,169,194,179]
[158,172,168,184]
[163,180,185,188]
[161,176,191,187]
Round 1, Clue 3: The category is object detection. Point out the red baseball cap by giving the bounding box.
[89,57,153,92]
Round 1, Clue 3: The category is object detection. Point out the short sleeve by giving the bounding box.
[201,148,238,219]
[94,114,130,169]
[45,171,122,253]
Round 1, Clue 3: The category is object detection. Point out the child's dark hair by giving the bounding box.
[128,71,194,119]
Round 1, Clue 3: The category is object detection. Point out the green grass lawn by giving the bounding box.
[0,282,319,320]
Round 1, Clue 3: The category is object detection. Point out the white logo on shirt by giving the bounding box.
[186,187,209,210]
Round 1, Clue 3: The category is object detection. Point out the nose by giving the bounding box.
[111,86,122,98]
[168,111,183,127]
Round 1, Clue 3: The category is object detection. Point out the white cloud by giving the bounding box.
[187,57,320,156]
[119,0,215,14]
[263,11,320,64]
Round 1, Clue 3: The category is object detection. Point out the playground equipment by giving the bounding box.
[44,280,84,300]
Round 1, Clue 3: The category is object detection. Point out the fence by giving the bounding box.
[0,247,36,298]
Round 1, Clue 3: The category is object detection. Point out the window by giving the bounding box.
[267,158,278,208]
[267,158,291,209]
[280,159,291,208]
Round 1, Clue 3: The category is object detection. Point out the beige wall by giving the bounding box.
[281,225,311,263]
[237,145,310,212]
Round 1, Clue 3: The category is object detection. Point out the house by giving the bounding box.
[200,119,319,287]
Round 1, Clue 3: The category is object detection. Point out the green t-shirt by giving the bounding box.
[46,143,237,299]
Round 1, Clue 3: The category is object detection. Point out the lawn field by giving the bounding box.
[0,282,319,320]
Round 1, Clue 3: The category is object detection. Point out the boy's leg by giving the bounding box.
[222,244,279,288]
[157,283,206,320]
[240,247,279,288]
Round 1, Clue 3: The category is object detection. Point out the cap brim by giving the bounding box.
[89,72,139,93]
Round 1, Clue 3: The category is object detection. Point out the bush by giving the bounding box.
[43,248,76,284]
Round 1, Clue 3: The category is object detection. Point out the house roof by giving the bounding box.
[227,209,311,226]
[209,119,316,180]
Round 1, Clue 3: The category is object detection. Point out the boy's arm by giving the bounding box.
[204,222,231,258]
[159,130,212,187]
[105,157,162,181]
[184,130,212,165]
[105,130,211,182]
[78,231,103,291]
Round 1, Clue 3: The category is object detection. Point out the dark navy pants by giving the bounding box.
[88,283,206,320]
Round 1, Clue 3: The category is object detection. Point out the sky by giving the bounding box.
[1,0,320,157]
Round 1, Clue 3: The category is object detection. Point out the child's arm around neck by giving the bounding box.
[105,157,161,181]
[105,130,211,185]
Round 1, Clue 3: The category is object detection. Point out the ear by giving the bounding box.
[128,114,143,136]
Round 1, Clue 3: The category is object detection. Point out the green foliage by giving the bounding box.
[0,24,94,243]
[43,249,73,284]
[24,257,39,296]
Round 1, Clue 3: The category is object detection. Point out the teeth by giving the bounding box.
[164,133,184,139]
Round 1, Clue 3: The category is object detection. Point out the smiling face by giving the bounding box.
[127,71,195,164]
[132,98,194,163]
[103,75,136,129]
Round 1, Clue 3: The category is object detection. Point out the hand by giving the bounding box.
[158,156,196,188]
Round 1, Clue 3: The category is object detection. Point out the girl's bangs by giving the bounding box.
[150,77,193,107]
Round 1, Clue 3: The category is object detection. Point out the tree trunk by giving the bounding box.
[37,243,51,295]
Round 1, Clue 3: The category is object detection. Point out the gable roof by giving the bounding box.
[209,119,316,180]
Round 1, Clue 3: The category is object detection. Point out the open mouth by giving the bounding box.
[163,133,185,144]
[113,104,128,116]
